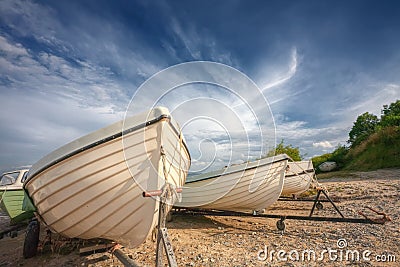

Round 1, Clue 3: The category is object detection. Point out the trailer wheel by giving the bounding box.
[10,231,18,238]
[23,220,40,259]
[166,212,173,222]
[276,219,285,231]
[316,202,323,210]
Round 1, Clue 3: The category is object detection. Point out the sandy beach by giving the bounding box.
[0,169,399,266]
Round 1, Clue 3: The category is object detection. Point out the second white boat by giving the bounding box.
[176,154,289,213]
[281,160,315,196]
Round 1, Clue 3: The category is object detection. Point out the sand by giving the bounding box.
[0,169,399,266]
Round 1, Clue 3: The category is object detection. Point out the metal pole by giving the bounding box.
[322,189,345,218]
[155,187,166,267]
[147,184,178,267]
[113,248,140,267]
[309,189,322,217]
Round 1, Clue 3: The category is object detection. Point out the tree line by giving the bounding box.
[266,99,400,170]
[349,100,400,147]
[316,99,400,170]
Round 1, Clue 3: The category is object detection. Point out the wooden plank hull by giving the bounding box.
[24,107,190,248]
[281,160,315,196]
[0,189,34,224]
[176,155,289,213]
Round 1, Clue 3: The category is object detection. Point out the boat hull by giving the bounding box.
[24,108,190,247]
[176,154,289,213]
[281,160,315,196]
[318,161,337,172]
[0,189,34,224]
[0,169,34,224]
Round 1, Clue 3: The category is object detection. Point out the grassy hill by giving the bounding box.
[313,126,400,172]
[344,126,400,170]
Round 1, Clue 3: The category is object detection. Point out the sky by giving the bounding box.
[1,0,400,173]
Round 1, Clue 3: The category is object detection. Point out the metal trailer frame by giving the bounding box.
[0,221,28,239]
[172,188,391,231]
[142,184,181,267]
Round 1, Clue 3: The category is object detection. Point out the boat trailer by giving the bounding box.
[142,184,181,267]
[172,187,391,231]
[0,222,28,240]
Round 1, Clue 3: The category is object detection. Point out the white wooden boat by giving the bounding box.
[318,161,337,172]
[24,107,190,247]
[281,160,315,196]
[176,154,289,213]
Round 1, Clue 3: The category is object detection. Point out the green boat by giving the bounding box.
[0,168,34,224]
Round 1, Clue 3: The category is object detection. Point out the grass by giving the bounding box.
[344,126,400,171]
[313,126,400,174]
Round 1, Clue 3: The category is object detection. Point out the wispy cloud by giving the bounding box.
[261,47,298,91]
[0,0,60,43]
[1,0,166,83]
[345,83,400,117]
[273,115,350,158]
[170,18,202,60]
[0,33,129,169]
[0,35,126,107]
[1,0,400,171]
[124,62,275,172]
[0,89,123,169]
[166,17,236,66]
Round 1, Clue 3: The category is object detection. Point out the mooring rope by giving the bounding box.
[159,121,186,205]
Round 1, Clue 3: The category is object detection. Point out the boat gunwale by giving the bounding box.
[0,188,26,192]
[26,114,190,183]
[182,161,286,193]
[185,155,289,184]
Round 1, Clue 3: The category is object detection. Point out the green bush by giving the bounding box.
[265,139,302,161]
[329,145,349,168]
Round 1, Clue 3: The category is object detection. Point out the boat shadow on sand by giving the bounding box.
[167,212,278,234]
[167,213,232,230]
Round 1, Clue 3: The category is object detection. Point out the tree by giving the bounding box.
[265,139,302,161]
[348,112,379,147]
[381,100,400,127]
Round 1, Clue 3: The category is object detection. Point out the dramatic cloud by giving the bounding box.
[1,0,400,172]
[261,47,298,92]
